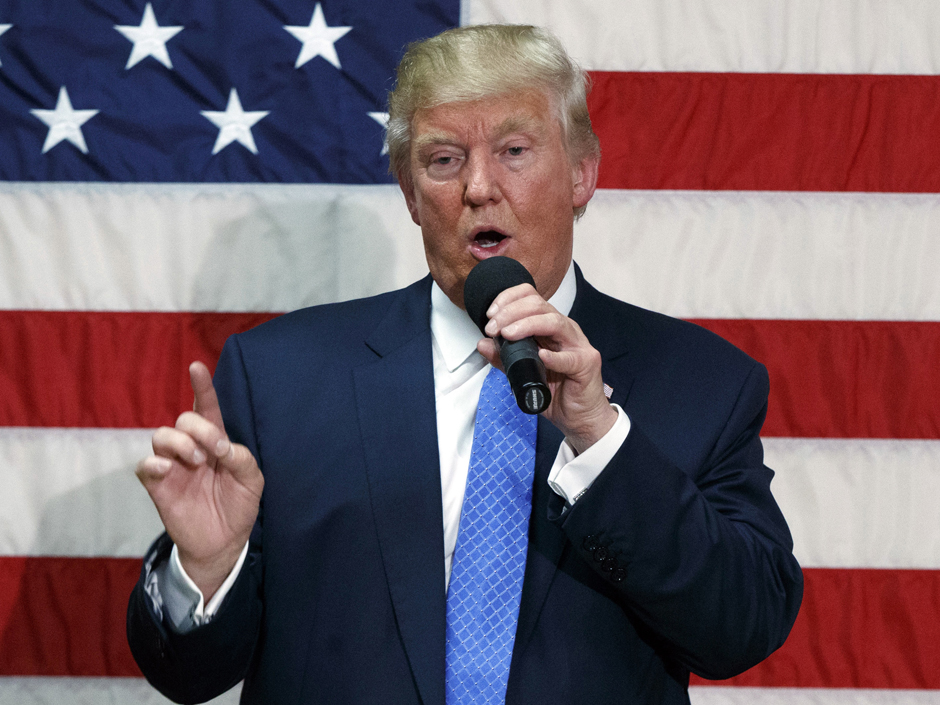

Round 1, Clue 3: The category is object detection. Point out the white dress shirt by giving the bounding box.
[158,262,630,631]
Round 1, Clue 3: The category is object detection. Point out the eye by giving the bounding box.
[424,149,463,179]
[506,146,525,156]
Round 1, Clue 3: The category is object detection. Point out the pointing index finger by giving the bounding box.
[190,361,225,431]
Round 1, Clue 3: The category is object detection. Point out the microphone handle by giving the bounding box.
[497,336,552,414]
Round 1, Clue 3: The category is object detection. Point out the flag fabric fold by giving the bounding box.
[1,1,937,703]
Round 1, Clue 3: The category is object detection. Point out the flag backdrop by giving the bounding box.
[1,0,938,703]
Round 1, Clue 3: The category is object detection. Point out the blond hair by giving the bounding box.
[387,25,600,193]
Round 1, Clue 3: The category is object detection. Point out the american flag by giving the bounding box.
[1,1,938,703]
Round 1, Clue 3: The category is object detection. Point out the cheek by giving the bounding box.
[419,203,465,262]
[518,164,571,210]
[418,186,461,224]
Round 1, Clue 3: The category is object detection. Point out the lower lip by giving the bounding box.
[469,238,510,260]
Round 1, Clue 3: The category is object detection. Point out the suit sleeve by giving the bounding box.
[549,361,803,680]
[126,336,265,703]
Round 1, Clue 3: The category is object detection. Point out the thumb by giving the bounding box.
[190,361,225,430]
[476,337,503,372]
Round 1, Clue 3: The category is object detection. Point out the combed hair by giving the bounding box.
[387,25,600,186]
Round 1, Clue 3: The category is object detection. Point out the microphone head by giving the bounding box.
[463,256,536,333]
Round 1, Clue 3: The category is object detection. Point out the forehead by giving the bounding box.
[410,90,562,147]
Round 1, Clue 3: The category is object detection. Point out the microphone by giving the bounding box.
[463,256,551,415]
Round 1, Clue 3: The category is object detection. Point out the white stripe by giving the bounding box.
[0,677,239,705]
[690,687,940,705]
[3,428,939,569]
[1,681,937,705]
[0,428,163,557]
[0,182,428,314]
[765,438,940,570]
[574,190,940,320]
[3,184,939,320]
[462,0,940,75]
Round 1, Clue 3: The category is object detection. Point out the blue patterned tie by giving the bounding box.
[445,367,537,704]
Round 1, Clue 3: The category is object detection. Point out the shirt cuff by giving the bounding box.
[155,541,250,633]
[547,404,630,506]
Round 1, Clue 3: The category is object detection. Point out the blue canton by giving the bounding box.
[0,0,458,182]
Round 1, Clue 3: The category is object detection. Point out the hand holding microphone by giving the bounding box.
[464,256,551,414]
[464,257,618,452]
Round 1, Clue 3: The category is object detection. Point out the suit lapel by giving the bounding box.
[350,269,635,700]
[353,277,446,705]
[513,415,566,653]
[570,267,635,410]
[513,267,635,656]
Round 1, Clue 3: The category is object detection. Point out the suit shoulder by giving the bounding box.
[231,278,430,351]
[583,283,760,373]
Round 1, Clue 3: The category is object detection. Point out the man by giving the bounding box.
[128,24,802,704]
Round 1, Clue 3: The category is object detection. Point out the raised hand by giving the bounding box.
[136,361,264,600]
[476,283,617,454]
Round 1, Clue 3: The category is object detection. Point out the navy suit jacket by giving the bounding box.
[128,268,803,704]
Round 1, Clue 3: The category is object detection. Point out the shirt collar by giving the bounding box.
[430,261,577,373]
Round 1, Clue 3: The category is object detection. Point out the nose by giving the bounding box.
[463,152,502,207]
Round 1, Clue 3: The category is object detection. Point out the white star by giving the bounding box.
[114,3,183,70]
[201,88,269,155]
[284,3,352,70]
[30,86,99,154]
[0,24,11,68]
[368,111,389,155]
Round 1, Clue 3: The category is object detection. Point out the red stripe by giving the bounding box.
[1,559,937,686]
[0,311,277,428]
[588,72,940,192]
[691,319,940,439]
[692,568,940,688]
[3,312,937,438]
[0,556,142,677]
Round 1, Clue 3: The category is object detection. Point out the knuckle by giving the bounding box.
[584,347,603,369]
[232,445,250,466]
[151,426,177,450]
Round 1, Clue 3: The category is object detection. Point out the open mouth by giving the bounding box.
[473,230,507,248]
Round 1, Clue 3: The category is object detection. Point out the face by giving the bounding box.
[399,90,599,309]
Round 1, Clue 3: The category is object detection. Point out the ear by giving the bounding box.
[397,170,422,226]
[571,153,599,210]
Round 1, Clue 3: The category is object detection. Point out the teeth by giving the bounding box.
[474,230,505,248]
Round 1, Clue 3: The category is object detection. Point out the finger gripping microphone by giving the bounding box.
[464,256,551,414]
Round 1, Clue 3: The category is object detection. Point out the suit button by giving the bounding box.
[601,558,617,573]
[583,535,599,551]
[612,568,627,583]
[593,546,609,562]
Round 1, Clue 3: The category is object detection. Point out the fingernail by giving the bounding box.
[216,438,231,457]
[487,303,498,317]
[155,457,172,473]
[485,320,497,336]
[193,448,207,465]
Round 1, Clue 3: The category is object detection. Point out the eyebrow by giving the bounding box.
[412,116,548,155]
[412,131,457,154]
[493,115,546,142]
